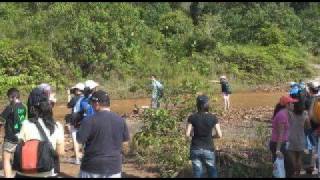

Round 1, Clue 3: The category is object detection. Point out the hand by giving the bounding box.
[276,150,283,158]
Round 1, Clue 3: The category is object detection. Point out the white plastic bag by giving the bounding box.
[273,157,286,178]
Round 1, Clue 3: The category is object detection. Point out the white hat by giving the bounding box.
[72,83,85,91]
[84,80,99,90]
[38,83,51,92]
[312,81,319,88]
[220,75,226,79]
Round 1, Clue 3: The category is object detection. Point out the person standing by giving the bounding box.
[70,80,99,165]
[210,75,232,111]
[0,88,27,178]
[77,90,130,178]
[186,95,222,178]
[66,83,85,165]
[270,95,298,177]
[16,100,64,178]
[150,75,163,109]
[287,101,311,177]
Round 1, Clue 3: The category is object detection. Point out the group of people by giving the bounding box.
[0,80,129,178]
[270,80,320,177]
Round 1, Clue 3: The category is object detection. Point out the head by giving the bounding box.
[279,95,298,111]
[220,75,227,82]
[38,83,51,98]
[196,95,210,113]
[7,88,20,104]
[151,74,156,81]
[84,80,99,94]
[90,90,110,112]
[29,97,56,135]
[71,83,85,95]
[308,81,319,95]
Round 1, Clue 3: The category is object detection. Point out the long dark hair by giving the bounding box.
[273,103,286,118]
[30,101,56,135]
[293,101,305,115]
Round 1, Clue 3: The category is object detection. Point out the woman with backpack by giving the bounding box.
[270,96,298,177]
[210,75,232,112]
[15,99,64,177]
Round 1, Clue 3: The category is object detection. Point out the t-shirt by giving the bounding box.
[18,118,64,150]
[17,118,64,177]
[220,81,231,94]
[287,111,308,151]
[77,110,130,176]
[0,102,27,143]
[271,109,289,142]
[187,112,218,151]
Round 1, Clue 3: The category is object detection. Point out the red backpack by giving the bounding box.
[13,120,59,174]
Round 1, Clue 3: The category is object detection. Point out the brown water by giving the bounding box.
[52,91,285,121]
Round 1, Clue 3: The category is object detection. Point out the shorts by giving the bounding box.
[3,141,17,153]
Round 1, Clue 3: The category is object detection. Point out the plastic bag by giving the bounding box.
[273,157,285,178]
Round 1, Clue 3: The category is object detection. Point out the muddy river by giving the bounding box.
[0,91,286,121]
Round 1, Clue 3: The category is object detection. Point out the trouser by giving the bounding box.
[151,97,160,109]
[79,170,121,178]
[287,150,303,177]
[190,149,218,178]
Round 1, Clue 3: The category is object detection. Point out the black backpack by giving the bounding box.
[13,119,60,174]
[27,88,48,118]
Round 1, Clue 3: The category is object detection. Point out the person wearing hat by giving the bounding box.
[186,95,222,178]
[210,75,232,111]
[77,90,129,178]
[64,83,85,165]
[270,95,298,177]
[38,83,57,107]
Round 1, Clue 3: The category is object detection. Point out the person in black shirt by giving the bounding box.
[77,90,130,178]
[186,95,222,178]
[210,75,231,111]
[0,88,27,178]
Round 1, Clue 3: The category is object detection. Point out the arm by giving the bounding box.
[210,80,220,83]
[122,120,130,156]
[76,117,92,144]
[56,123,65,156]
[276,123,285,152]
[186,123,192,138]
[213,123,222,138]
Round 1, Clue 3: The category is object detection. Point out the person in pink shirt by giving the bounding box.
[270,96,298,176]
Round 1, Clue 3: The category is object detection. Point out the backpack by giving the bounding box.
[13,119,59,174]
[226,83,232,94]
[157,83,164,99]
[310,96,320,124]
[27,88,48,118]
[71,97,94,128]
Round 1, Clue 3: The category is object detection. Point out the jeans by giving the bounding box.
[190,149,218,178]
[151,97,160,109]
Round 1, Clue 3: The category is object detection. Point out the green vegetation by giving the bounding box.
[0,2,319,97]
